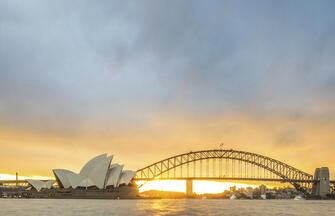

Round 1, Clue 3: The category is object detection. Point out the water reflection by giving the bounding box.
[0,199,334,216]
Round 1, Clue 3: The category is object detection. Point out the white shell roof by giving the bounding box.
[52,154,135,189]
[105,164,124,188]
[27,179,55,192]
[77,155,114,189]
[118,170,136,186]
[79,154,107,176]
[53,169,79,189]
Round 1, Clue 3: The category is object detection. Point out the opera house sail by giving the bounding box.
[25,154,138,199]
[106,164,124,188]
[26,179,55,192]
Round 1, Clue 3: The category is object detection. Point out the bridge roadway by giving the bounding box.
[134,177,324,184]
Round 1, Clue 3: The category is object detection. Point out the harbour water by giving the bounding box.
[0,199,334,216]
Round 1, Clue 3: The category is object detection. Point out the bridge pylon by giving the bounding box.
[312,167,330,197]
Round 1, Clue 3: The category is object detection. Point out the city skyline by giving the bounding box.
[1,0,335,183]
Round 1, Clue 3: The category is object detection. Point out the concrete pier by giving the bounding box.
[186,179,193,197]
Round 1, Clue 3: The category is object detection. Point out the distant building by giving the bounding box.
[244,187,254,198]
[260,184,267,195]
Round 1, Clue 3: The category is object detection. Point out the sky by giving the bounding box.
[1,0,335,179]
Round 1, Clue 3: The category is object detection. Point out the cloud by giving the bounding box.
[275,127,302,147]
[0,0,335,175]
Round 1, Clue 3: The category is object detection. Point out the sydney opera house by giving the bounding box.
[25,154,138,199]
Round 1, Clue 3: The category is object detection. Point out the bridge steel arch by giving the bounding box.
[135,149,314,193]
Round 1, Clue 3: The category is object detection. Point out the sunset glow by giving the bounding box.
[0,174,54,181]
[137,180,262,194]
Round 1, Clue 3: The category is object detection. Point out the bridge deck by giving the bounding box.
[134,177,321,183]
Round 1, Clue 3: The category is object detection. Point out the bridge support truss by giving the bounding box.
[135,149,315,194]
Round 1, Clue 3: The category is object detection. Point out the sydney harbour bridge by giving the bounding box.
[134,149,334,197]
